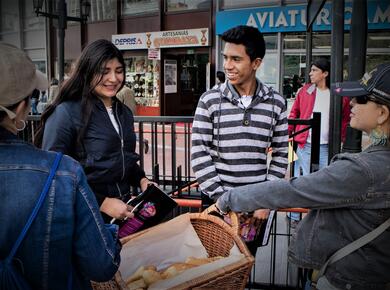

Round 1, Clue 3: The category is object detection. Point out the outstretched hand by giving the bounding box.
[253,209,270,220]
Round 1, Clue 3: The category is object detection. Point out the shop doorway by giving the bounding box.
[163,52,208,116]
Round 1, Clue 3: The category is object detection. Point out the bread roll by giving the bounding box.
[142,269,162,285]
[125,266,145,284]
[185,256,224,266]
[144,265,157,271]
[161,263,196,279]
[126,278,146,290]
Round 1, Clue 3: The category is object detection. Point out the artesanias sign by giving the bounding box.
[112,28,209,50]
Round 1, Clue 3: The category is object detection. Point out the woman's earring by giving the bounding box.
[15,119,26,132]
[370,126,388,146]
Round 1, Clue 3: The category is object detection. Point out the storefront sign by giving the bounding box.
[216,0,390,34]
[148,48,160,60]
[112,28,209,50]
[112,34,147,49]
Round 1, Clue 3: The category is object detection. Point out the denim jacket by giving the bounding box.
[0,127,121,290]
[217,145,390,290]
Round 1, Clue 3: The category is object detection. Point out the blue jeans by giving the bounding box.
[31,98,39,114]
[294,143,328,176]
[289,143,328,221]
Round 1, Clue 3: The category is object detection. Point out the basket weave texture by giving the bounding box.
[92,210,254,290]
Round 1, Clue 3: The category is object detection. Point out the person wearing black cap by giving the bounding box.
[215,63,390,290]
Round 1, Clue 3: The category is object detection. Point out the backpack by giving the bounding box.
[0,153,62,290]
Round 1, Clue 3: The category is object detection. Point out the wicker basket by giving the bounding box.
[92,206,254,290]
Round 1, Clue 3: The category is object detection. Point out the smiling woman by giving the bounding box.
[34,39,154,223]
[93,58,124,106]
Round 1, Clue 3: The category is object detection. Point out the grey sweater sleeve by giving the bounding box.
[217,154,371,213]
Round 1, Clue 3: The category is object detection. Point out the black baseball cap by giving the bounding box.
[332,62,390,105]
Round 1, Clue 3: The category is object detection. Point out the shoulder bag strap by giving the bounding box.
[318,216,390,278]
[5,152,63,263]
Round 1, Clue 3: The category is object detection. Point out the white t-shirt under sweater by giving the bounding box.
[307,87,330,145]
[240,95,252,108]
[106,106,119,134]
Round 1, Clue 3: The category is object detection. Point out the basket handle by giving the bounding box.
[202,204,240,234]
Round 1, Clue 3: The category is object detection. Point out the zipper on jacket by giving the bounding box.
[116,182,123,198]
[114,103,126,181]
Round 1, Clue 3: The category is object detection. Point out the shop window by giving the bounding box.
[124,56,160,107]
[166,0,211,12]
[264,34,278,50]
[257,52,278,89]
[283,33,306,50]
[367,32,390,49]
[221,0,280,10]
[122,0,159,16]
[33,61,47,74]
[88,0,116,22]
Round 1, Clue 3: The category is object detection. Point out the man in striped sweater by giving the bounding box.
[191,25,288,253]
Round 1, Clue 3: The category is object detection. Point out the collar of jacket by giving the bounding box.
[0,126,28,145]
[221,78,272,106]
[92,95,120,112]
[307,83,317,94]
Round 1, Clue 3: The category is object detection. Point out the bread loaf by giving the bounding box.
[126,278,146,290]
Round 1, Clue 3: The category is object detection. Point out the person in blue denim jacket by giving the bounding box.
[216,63,390,290]
[0,42,122,289]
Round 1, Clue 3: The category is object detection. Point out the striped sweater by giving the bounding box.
[191,79,289,200]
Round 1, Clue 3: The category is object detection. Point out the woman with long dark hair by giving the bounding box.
[35,39,152,222]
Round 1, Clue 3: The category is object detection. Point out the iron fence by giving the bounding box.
[22,113,321,289]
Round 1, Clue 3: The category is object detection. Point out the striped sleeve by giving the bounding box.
[268,95,289,180]
[191,95,225,200]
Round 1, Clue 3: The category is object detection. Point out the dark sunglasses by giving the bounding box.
[354,95,377,104]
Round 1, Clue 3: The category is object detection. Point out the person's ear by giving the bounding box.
[377,104,390,125]
[15,99,30,119]
[323,71,329,78]
[252,58,262,71]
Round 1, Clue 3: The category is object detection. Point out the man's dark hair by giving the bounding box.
[312,58,330,88]
[216,71,225,83]
[221,25,266,61]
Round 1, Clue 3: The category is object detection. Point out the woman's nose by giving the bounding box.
[107,71,118,81]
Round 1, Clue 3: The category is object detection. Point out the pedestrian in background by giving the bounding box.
[117,84,136,115]
[0,42,121,290]
[216,63,390,290]
[288,59,350,222]
[116,84,150,154]
[30,88,40,114]
[35,39,154,222]
[191,25,289,255]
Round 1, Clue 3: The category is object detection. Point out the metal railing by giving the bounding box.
[21,113,321,290]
